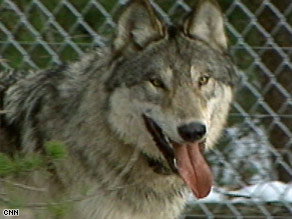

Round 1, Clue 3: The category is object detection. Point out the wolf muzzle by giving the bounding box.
[142,114,213,199]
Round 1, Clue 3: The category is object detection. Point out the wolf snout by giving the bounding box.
[178,122,206,142]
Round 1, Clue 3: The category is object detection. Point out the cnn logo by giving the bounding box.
[2,209,19,217]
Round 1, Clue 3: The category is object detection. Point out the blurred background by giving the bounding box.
[0,0,291,217]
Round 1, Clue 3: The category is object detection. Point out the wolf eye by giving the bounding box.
[149,78,164,88]
[198,75,210,86]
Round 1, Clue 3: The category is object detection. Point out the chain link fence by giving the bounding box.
[0,0,292,217]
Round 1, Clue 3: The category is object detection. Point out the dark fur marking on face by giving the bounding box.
[167,25,178,39]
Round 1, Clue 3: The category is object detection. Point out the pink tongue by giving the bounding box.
[173,143,213,198]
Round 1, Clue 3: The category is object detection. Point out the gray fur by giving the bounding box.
[0,0,238,218]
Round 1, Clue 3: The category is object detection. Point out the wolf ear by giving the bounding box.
[183,0,228,51]
[113,0,165,51]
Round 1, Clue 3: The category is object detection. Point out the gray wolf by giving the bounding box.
[0,0,238,218]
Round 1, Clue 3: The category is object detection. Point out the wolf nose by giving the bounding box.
[178,122,206,142]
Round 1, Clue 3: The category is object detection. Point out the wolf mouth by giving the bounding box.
[142,114,178,174]
[142,114,213,199]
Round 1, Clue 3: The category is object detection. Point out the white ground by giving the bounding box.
[193,181,292,203]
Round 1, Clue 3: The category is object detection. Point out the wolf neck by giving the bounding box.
[60,123,186,217]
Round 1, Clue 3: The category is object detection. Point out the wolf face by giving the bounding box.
[106,0,238,198]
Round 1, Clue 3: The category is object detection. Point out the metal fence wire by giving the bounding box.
[0,0,292,218]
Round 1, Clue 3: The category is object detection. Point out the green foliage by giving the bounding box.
[3,195,25,209]
[0,153,44,176]
[0,141,69,217]
[0,153,15,177]
[0,141,67,177]
[48,201,73,219]
[14,154,45,173]
[44,141,68,161]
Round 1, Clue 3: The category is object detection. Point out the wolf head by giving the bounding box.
[106,0,238,198]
